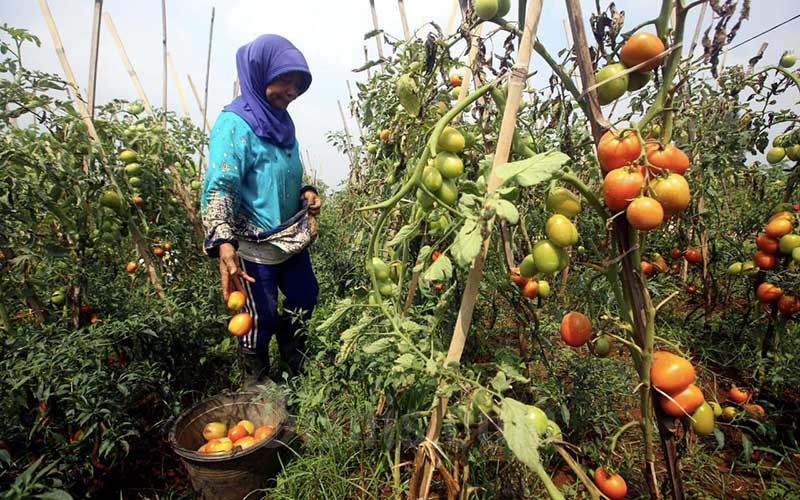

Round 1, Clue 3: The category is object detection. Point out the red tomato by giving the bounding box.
[645,143,690,175]
[432,250,442,262]
[603,167,644,212]
[640,260,654,276]
[755,233,780,254]
[594,467,628,500]
[620,31,666,71]
[669,248,683,260]
[597,129,641,172]
[777,295,799,315]
[659,383,705,417]
[728,386,750,404]
[521,280,539,299]
[684,248,702,264]
[509,267,528,288]
[756,282,783,303]
[560,311,592,347]
[753,251,777,270]
[626,197,664,231]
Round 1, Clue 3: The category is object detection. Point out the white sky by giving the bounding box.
[1,1,797,189]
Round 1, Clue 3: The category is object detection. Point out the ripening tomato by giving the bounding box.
[227,291,246,311]
[522,280,539,299]
[545,214,579,247]
[432,250,442,262]
[659,383,705,417]
[765,217,793,239]
[228,312,253,337]
[153,247,165,257]
[379,129,391,143]
[595,63,629,105]
[652,254,668,273]
[778,295,799,315]
[690,402,716,436]
[728,386,750,404]
[640,260,654,276]
[756,282,783,303]
[626,197,664,231]
[742,403,765,418]
[753,251,777,270]
[755,233,780,254]
[650,173,690,216]
[645,143,690,175]
[669,248,682,260]
[594,467,628,500]
[125,261,137,273]
[651,351,695,394]
[684,248,702,264]
[254,425,275,441]
[203,422,227,441]
[603,167,644,212]
[560,311,592,347]
[509,267,528,288]
[233,436,257,450]
[448,72,462,88]
[620,32,666,71]
[132,195,143,206]
[597,129,641,172]
[227,425,249,443]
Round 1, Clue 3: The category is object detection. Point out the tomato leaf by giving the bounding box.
[423,254,452,283]
[713,426,724,449]
[500,397,543,471]
[363,337,393,354]
[316,299,353,332]
[741,435,753,463]
[496,151,570,187]
[491,371,511,393]
[493,199,519,225]
[451,219,482,267]
[387,221,419,247]
[413,245,433,273]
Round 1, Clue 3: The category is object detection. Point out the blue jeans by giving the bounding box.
[238,249,318,373]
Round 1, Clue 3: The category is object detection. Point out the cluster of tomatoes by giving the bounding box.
[750,210,799,315]
[366,257,398,299]
[417,126,468,209]
[473,0,512,22]
[225,291,253,337]
[599,127,691,232]
[197,419,275,456]
[719,386,765,421]
[595,32,665,106]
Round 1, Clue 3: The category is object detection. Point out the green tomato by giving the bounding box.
[437,126,465,153]
[472,388,493,415]
[496,0,511,17]
[767,147,785,164]
[545,419,562,440]
[690,402,715,436]
[368,291,381,306]
[786,144,800,161]
[525,405,548,435]
[99,191,122,213]
[371,257,390,280]
[50,290,66,305]
[532,240,565,274]
[378,279,394,296]
[793,246,800,263]
[119,149,137,163]
[416,188,435,210]
[778,234,800,254]
[546,187,581,217]
[437,178,459,206]
[742,260,757,275]
[474,0,498,20]
[537,280,551,298]
[545,214,579,247]
[124,163,143,176]
[422,166,443,192]
[128,176,143,188]
[627,71,651,91]
[367,143,378,154]
[780,51,797,68]
[594,336,612,357]
[435,152,464,179]
[519,254,537,278]
[190,180,202,190]
[595,63,629,105]
[726,262,743,275]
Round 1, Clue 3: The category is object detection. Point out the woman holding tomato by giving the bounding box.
[201,35,321,389]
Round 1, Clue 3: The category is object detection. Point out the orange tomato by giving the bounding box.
[650,351,695,394]
[778,295,799,315]
[153,247,165,257]
[659,383,704,417]
[755,233,780,254]
[449,72,462,87]
[237,419,255,435]
[626,197,664,231]
[522,280,539,299]
[132,196,143,206]
[652,254,668,273]
[254,425,275,441]
[125,261,137,273]
[603,166,644,212]
[202,422,227,441]
[379,129,391,143]
[756,282,783,303]
[645,143,690,175]
[650,173,690,216]
[432,250,442,262]
[227,425,249,443]
[228,312,253,337]
[597,129,641,172]
[233,436,257,450]
[227,291,246,311]
[640,260,654,275]
[753,251,777,270]
[594,467,628,500]
[728,386,750,404]
[620,32,666,71]
[765,217,792,238]
[560,311,592,347]
[742,403,765,418]
[684,247,702,264]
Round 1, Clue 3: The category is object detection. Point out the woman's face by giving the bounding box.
[266,72,305,110]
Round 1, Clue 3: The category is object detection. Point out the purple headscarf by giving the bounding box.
[224,35,312,148]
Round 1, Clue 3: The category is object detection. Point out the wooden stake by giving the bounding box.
[187,74,211,131]
[409,1,545,496]
[397,0,411,41]
[368,0,385,67]
[87,0,103,119]
[687,0,707,58]
[103,11,155,117]
[445,0,459,36]
[161,0,168,129]
[39,0,164,298]
[364,45,372,79]
[167,52,191,118]
[201,7,215,135]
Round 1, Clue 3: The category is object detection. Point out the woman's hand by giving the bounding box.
[218,242,256,301]
[302,190,322,216]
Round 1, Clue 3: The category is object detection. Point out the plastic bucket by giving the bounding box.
[169,387,293,499]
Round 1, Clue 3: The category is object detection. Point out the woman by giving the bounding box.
[201,34,321,390]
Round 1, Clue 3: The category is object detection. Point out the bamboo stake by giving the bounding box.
[368,0,385,68]
[87,0,102,118]
[364,46,372,79]
[187,75,211,130]
[161,0,168,129]
[409,2,545,497]
[201,7,215,135]
[39,0,164,298]
[103,11,155,117]
[167,52,191,118]
[687,0,707,57]
[445,0,459,36]
[397,0,411,41]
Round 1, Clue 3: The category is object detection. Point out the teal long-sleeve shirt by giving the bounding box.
[201,111,310,257]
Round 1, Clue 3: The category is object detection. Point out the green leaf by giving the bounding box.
[494,199,519,225]
[451,219,482,267]
[36,490,74,500]
[413,245,433,273]
[423,254,452,283]
[713,426,724,449]
[363,337,393,354]
[741,435,753,463]
[500,397,543,470]
[387,221,419,247]
[491,371,511,393]
[496,151,570,187]
[316,298,352,332]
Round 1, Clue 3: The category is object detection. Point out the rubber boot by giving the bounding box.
[239,346,269,392]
